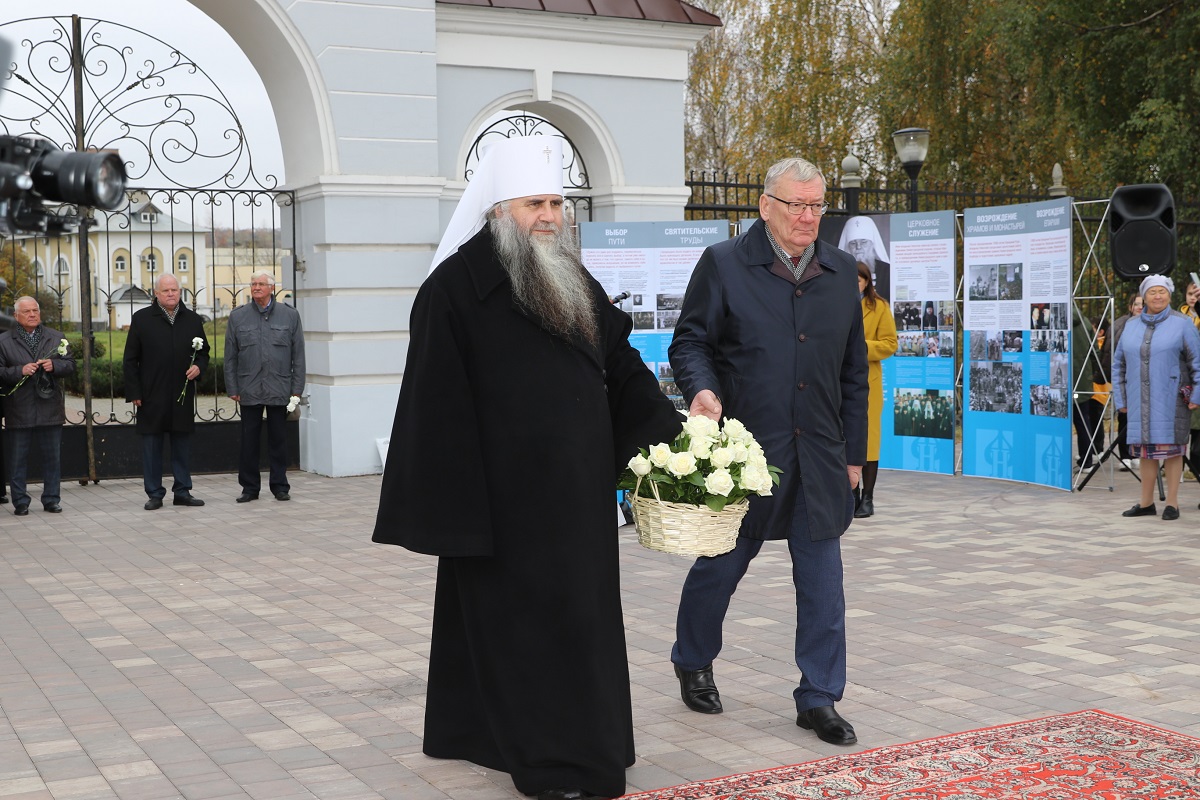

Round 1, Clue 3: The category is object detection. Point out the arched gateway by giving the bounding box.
[187,0,717,476]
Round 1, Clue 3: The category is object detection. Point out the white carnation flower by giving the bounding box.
[648,442,673,468]
[628,454,652,476]
[287,395,301,414]
[665,451,697,478]
[57,338,69,356]
[191,337,204,350]
[704,468,735,496]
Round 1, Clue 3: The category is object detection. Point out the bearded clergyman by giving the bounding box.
[371,136,681,800]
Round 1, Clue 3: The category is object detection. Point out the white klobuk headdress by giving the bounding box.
[430,136,565,273]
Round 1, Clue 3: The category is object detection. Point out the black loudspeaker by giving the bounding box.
[1109,183,1176,278]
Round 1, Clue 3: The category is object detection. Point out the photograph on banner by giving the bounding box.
[821,214,892,300]
[580,221,730,410]
[962,197,1074,490]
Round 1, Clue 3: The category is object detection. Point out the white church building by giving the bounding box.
[189,0,719,476]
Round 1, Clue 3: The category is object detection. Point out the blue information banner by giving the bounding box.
[961,198,1074,489]
[880,210,958,474]
[580,221,730,410]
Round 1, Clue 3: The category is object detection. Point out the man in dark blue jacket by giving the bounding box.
[668,156,868,745]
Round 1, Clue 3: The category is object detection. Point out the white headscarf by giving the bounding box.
[1138,274,1174,297]
[837,215,890,264]
[430,136,565,273]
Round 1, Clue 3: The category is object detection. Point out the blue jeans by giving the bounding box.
[239,404,289,495]
[141,432,193,499]
[8,426,62,508]
[671,489,848,713]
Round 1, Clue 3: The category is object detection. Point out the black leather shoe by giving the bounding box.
[1162,505,1180,520]
[0,494,8,504]
[173,495,205,507]
[274,491,290,501]
[43,503,62,513]
[797,705,857,745]
[537,790,605,800]
[144,498,163,510]
[236,492,259,503]
[674,663,722,714]
[14,504,29,516]
[854,496,874,518]
[1122,503,1156,517]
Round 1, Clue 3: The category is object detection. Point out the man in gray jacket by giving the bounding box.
[0,296,75,515]
[225,272,305,502]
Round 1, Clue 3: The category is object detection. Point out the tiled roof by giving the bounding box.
[438,0,721,26]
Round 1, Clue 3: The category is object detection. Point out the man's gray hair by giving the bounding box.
[250,270,276,286]
[14,295,39,312]
[764,158,826,194]
[154,273,179,290]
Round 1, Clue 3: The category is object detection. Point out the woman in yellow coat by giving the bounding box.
[855,261,898,518]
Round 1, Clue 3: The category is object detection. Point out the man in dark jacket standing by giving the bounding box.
[225,270,305,502]
[372,136,680,800]
[123,273,210,510]
[0,296,75,515]
[668,156,868,746]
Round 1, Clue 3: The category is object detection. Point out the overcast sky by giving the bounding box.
[2,1,285,184]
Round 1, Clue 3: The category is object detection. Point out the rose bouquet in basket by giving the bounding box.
[618,415,781,556]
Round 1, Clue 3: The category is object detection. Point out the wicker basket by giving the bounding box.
[630,477,748,557]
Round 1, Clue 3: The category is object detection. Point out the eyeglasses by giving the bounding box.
[766,194,829,217]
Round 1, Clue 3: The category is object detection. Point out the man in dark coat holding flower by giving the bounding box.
[668,156,868,746]
[123,273,210,510]
[372,136,680,800]
[0,296,75,514]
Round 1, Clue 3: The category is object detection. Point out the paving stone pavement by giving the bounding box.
[2,468,1199,799]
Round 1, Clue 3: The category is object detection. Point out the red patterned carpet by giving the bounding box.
[624,710,1200,799]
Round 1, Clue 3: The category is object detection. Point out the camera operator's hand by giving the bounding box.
[37,358,54,373]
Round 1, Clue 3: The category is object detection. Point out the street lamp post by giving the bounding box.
[892,127,930,213]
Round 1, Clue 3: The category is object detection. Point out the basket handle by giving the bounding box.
[634,474,664,506]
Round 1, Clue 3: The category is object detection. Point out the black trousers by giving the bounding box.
[239,404,289,495]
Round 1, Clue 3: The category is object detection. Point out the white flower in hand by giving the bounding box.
[665,451,697,478]
[191,337,204,350]
[57,338,69,356]
[648,442,672,468]
[704,468,735,496]
[287,395,301,414]
[628,454,652,476]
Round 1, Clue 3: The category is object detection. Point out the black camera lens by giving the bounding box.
[31,148,127,211]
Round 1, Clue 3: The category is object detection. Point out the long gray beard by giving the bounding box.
[491,211,599,346]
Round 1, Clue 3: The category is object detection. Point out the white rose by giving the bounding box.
[689,437,713,459]
[746,449,768,468]
[628,454,652,476]
[665,451,698,478]
[740,466,773,496]
[683,414,720,440]
[722,417,749,443]
[729,442,749,463]
[648,443,673,468]
[709,446,734,469]
[704,468,735,496]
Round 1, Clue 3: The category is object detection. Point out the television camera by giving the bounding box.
[0,133,127,237]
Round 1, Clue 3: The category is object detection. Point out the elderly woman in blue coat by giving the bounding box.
[1113,274,1200,520]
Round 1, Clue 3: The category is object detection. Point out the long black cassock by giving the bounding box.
[372,225,681,797]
